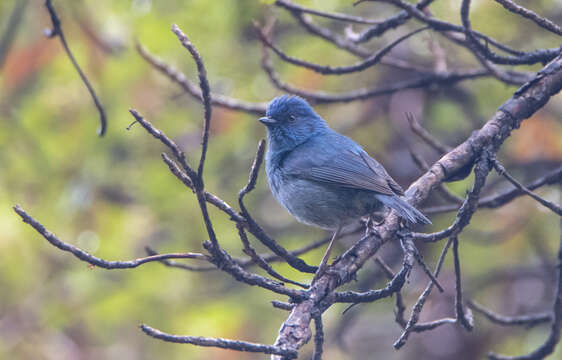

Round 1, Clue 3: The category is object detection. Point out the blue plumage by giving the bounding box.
[259,95,431,231]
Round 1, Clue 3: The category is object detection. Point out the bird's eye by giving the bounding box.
[288,115,296,122]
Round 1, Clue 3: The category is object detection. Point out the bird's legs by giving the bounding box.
[313,226,342,283]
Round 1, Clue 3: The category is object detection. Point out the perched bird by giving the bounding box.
[259,95,430,277]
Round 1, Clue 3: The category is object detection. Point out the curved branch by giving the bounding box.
[13,205,209,269]
[140,324,298,359]
[271,54,562,358]
[44,0,107,136]
[257,24,428,75]
[494,0,562,36]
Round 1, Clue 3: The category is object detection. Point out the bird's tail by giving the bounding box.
[376,195,431,225]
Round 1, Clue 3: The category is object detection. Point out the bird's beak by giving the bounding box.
[259,116,277,125]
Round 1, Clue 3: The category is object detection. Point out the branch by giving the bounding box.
[136,43,267,115]
[493,161,562,216]
[413,149,496,243]
[393,236,454,348]
[271,53,562,358]
[282,8,430,72]
[422,166,562,214]
[406,112,451,154]
[334,241,414,304]
[13,205,209,269]
[460,0,561,66]
[170,24,212,179]
[350,0,435,43]
[140,324,298,359]
[261,46,488,103]
[44,0,107,136]
[452,236,474,331]
[256,23,428,75]
[494,0,562,36]
[372,0,561,65]
[275,0,382,25]
[468,300,552,328]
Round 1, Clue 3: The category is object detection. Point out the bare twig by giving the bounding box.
[406,112,451,154]
[257,23,428,75]
[170,24,212,179]
[261,47,488,103]
[423,166,562,214]
[452,236,474,331]
[468,300,551,328]
[285,9,427,73]
[393,236,454,349]
[275,0,382,25]
[409,148,464,205]
[145,246,216,272]
[460,0,561,66]
[372,0,561,65]
[13,205,209,269]
[272,300,295,311]
[140,324,298,359]
[413,149,495,243]
[335,241,414,304]
[44,0,107,136]
[136,43,267,115]
[494,0,562,36]
[350,0,434,43]
[238,224,309,288]
[493,161,562,216]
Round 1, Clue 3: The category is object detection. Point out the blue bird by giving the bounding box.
[259,95,430,277]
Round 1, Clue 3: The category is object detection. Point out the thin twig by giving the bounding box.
[406,112,451,154]
[393,236,454,349]
[452,236,474,331]
[350,0,435,43]
[468,300,551,328]
[493,160,562,216]
[238,224,309,288]
[136,43,267,115]
[261,46,488,103]
[44,0,107,136]
[145,246,216,272]
[460,0,561,66]
[375,257,408,328]
[312,313,324,360]
[494,0,562,36]
[13,205,209,269]
[272,300,295,311]
[275,0,382,25]
[140,324,298,358]
[257,23,428,75]
[170,24,212,180]
[422,166,562,215]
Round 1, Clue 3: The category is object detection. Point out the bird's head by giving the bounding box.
[259,95,328,151]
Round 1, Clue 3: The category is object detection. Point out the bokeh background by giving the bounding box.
[1,1,561,359]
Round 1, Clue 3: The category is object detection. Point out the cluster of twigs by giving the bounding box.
[15,1,562,359]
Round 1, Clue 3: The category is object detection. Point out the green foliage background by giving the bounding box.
[0,1,561,359]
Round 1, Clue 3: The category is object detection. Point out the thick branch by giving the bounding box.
[271,54,562,359]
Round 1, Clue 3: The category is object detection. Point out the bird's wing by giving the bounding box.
[283,136,404,196]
